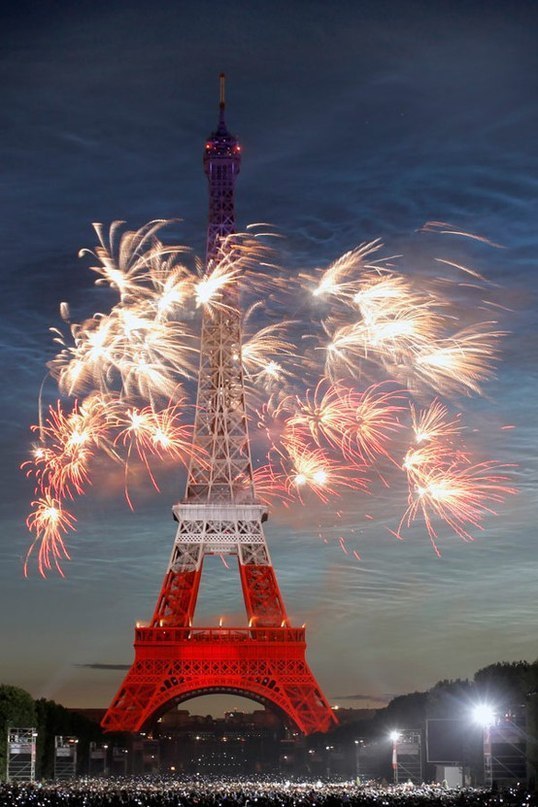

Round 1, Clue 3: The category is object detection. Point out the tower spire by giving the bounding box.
[219,72,226,110]
[218,72,227,131]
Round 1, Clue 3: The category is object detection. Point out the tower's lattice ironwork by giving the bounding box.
[102,76,337,736]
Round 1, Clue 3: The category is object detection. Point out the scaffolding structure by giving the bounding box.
[6,728,37,782]
[54,736,78,780]
[395,731,423,785]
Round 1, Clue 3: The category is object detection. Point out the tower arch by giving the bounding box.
[141,686,295,732]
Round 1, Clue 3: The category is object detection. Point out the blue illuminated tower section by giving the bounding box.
[204,74,241,261]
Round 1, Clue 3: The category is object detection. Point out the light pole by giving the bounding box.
[390,731,401,784]
[325,745,334,777]
[472,703,495,788]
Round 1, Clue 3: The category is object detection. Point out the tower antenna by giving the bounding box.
[219,72,226,110]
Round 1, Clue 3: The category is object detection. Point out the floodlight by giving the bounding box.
[472,703,495,727]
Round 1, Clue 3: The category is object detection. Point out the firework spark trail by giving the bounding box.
[283,444,367,504]
[80,219,187,300]
[434,258,488,283]
[419,220,505,249]
[151,260,196,318]
[113,401,195,462]
[403,400,466,482]
[324,310,441,381]
[321,264,445,382]
[410,399,462,444]
[25,491,76,577]
[49,222,199,401]
[255,398,292,459]
[195,232,273,309]
[248,465,291,507]
[195,260,240,308]
[250,386,372,507]
[277,381,405,464]
[398,399,516,553]
[352,270,418,314]
[51,304,198,400]
[398,461,517,556]
[241,304,298,391]
[23,220,516,575]
[413,323,504,395]
[279,381,357,451]
[304,240,388,300]
[22,399,107,499]
[313,242,504,398]
[345,383,406,463]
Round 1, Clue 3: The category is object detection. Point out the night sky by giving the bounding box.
[1,1,537,718]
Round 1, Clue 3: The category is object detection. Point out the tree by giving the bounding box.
[377,691,429,731]
[0,685,36,780]
[427,678,475,719]
[35,699,74,779]
[35,699,104,778]
[474,661,538,707]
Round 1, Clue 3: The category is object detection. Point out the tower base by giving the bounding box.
[102,626,337,735]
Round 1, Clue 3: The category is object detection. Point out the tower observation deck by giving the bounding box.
[101,75,337,736]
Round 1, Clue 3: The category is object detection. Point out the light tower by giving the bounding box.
[102,75,337,735]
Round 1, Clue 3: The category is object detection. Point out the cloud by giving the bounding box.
[75,663,131,671]
[333,693,391,704]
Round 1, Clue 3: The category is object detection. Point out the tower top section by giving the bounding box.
[203,73,241,264]
[203,72,241,176]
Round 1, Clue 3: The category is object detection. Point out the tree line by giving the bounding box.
[0,685,103,779]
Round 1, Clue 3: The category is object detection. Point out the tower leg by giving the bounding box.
[238,543,288,627]
[152,544,203,628]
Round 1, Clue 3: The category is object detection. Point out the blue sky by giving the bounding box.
[1,0,537,717]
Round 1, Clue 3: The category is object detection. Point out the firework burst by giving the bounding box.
[283,444,367,504]
[241,304,297,393]
[280,381,355,450]
[347,383,406,462]
[23,398,107,499]
[23,219,516,575]
[398,460,517,556]
[25,492,76,577]
[413,323,504,396]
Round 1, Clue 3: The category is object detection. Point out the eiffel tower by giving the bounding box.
[102,76,337,736]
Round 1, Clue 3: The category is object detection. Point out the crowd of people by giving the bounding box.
[0,777,535,807]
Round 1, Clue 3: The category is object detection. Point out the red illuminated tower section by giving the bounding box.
[102,76,337,736]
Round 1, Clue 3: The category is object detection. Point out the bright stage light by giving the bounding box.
[472,703,496,727]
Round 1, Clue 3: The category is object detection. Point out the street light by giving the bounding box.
[325,745,334,777]
[390,731,401,784]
